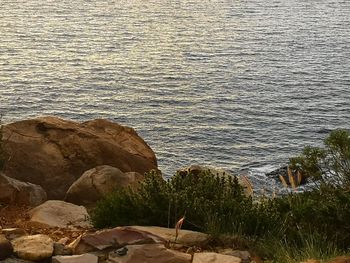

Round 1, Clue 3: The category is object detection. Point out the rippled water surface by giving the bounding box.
[1,0,349,186]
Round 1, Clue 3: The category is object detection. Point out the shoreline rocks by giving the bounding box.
[2,116,157,199]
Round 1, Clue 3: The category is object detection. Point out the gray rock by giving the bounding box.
[0,173,46,206]
[29,200,92,229]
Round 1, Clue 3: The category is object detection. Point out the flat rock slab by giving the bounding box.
[29,200,92,229]
[193,252,242,263]
[69,227,165,255]
[52,253,98,263]
[130,226,210,246]
[11,234,54,261]
[108,244,192,263]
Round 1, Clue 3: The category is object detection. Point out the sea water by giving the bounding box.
[0,0,349,190]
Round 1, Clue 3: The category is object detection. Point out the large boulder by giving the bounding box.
[29,200,92,229]
[11,234,54,261]
[0,173,47,206]
[65,165,144,205]
[2,116,157,199]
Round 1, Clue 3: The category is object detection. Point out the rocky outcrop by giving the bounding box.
[0,173,46,206]
[29,200,92,229]
[11,234,54,261]
[65,165,144,205]
[2,116,157,199]
[131,226,210,247]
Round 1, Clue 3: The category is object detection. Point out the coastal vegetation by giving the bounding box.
[92,129,350,263]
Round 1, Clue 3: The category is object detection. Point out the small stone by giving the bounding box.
[11,234,54,261]
[0,234,13,260]
[116,247,128,256]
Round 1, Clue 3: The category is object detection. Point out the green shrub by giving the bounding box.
[92,170,280,238]
[290,129,350,187]
[272,186,350,249]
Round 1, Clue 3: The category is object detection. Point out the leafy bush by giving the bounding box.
[272,186,350,249]
[290,129,350,187]
[92,170,281,238]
